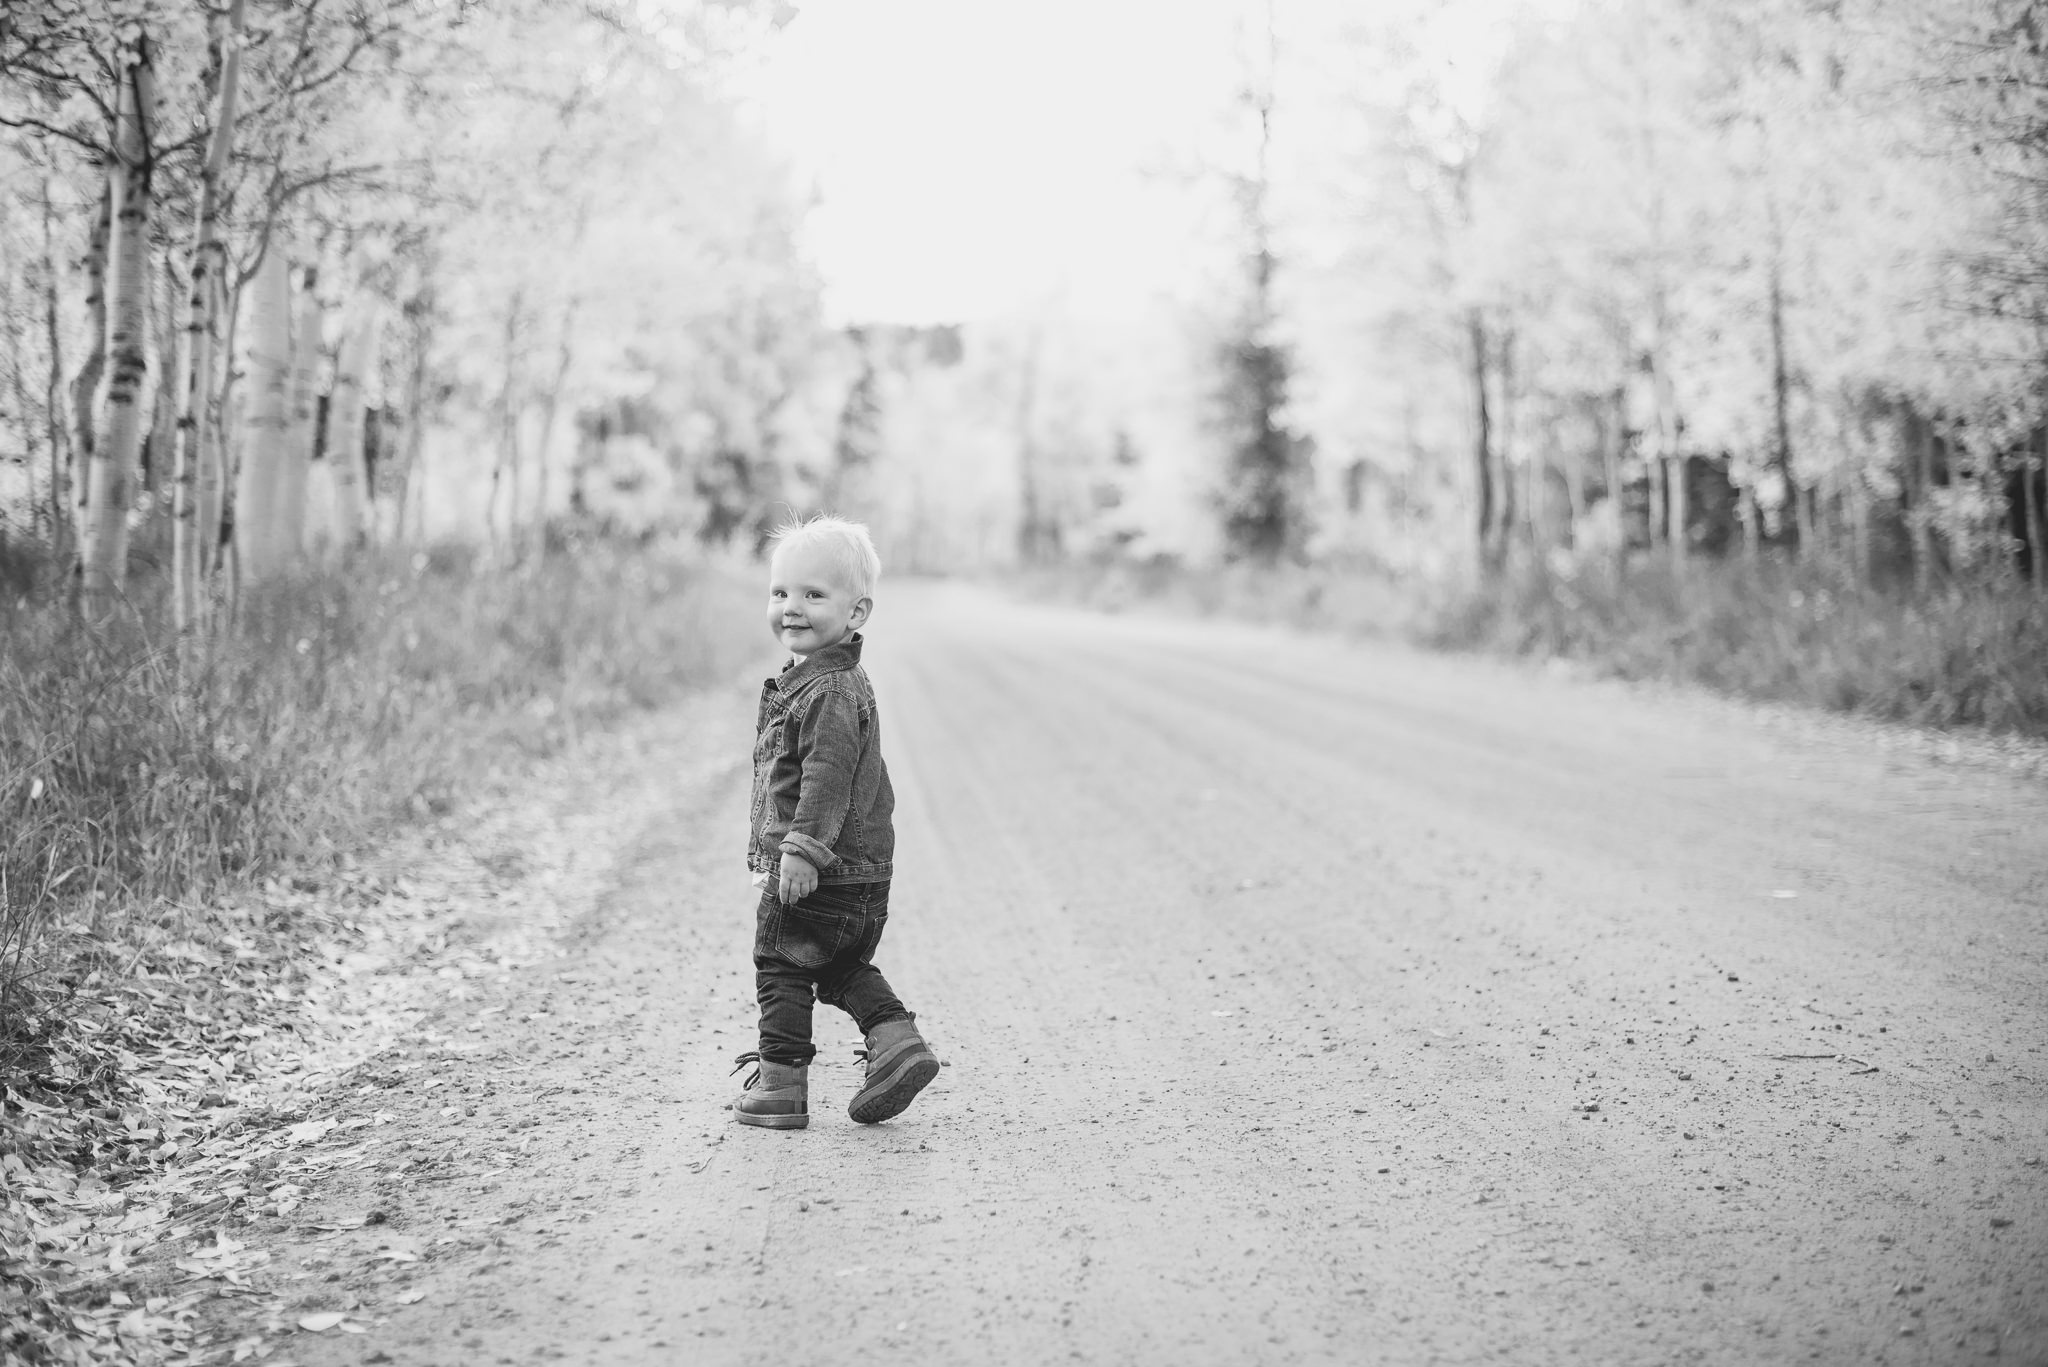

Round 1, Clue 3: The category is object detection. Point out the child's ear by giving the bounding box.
[849,596,872,630]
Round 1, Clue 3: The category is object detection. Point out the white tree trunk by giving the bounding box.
[146,244,179,510]
[531,299,576,547]
[325,316,374,552]
[171,0,243,630]
[275,273,321,563]
[171,264,219,630]
[40,177,70,565]
[235,248,291,580]
[82,34,156,602]
[197,277,236,580]
[70,182,110,559]
[0,242,34,544]
[391,303,432,543]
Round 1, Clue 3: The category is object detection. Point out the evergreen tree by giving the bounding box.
[1214,0,1308,565]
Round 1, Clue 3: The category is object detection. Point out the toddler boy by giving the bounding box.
[731,514,939,1129]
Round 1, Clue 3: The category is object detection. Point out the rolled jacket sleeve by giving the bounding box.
[778,683,863,869]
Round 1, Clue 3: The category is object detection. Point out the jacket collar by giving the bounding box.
[766,633,864,694]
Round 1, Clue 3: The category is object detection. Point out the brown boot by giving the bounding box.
[847,1018,939,1124]
[731,1053,808,1129]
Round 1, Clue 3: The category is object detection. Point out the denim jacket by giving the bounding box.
[748,634,895,885]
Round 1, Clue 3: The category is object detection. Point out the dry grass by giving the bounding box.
[1017,552,2048,738]
[1420,557,2048,737]
[0,534,760,1047]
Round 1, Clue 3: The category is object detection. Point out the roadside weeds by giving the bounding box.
[1013,555,2048,745]
[0,689,743,1367]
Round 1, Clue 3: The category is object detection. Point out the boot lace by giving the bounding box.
[731,1051,763,1087]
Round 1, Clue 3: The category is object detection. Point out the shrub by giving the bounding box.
[0,535,759,1045]
[1019,550,2048,737]
[1420,556,2048,736]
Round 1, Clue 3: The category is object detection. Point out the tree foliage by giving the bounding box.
[1261,0,2048,584]
[0,0,823,592]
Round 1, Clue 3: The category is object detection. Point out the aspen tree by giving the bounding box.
[39,177,67,564]
[235,250,291,579]
[69,183,110,559]
[146,249,179,515]
[1469,309,1496,571]
[195,299,229,578]
[485,291,525,545]
[358,321,383,539]
[0,224,37,543]
[2025,430,2048,594]
[275,275,321,561]
[390,288,433,543]
[82,27,156,601]
[324,316,374,551]
[531,299,576,544]
[171,0,244,630]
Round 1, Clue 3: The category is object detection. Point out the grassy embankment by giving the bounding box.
[1029,554,2048,739]
[1,537,757,1036]
[0,535,759,1361]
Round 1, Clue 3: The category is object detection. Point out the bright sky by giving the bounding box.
[749,0,1246,323]
[749,0,1552,325]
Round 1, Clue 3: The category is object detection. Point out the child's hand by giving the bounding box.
[778,851,818,903]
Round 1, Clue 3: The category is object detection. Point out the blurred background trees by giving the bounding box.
[0,0,816,612]
[5,0,2048,604]
[1262,0,2048,590]
[780,0,2048,595]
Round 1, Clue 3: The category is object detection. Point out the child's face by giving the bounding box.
[766,542,870,656]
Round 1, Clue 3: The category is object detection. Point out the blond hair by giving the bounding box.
[768,513,882,601]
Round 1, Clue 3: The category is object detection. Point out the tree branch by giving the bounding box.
[0,110,106,155]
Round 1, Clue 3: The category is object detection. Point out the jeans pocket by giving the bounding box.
[771,888,859,970]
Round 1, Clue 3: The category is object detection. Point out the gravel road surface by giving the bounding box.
[278,585,2048,1366]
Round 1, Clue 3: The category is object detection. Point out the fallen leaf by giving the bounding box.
[394,1289,427,1305]
[286,1117,339,1147]
[315,1214,371,1230]
[196,1231,245,1259]
[297,1312,346,1332]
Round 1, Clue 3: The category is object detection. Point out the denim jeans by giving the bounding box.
[754,878,909,1065]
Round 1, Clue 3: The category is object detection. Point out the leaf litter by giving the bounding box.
[2,756,638,1364]
[5,698,725,1365]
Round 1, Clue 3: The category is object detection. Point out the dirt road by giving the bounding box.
[261,585,2048,1366]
